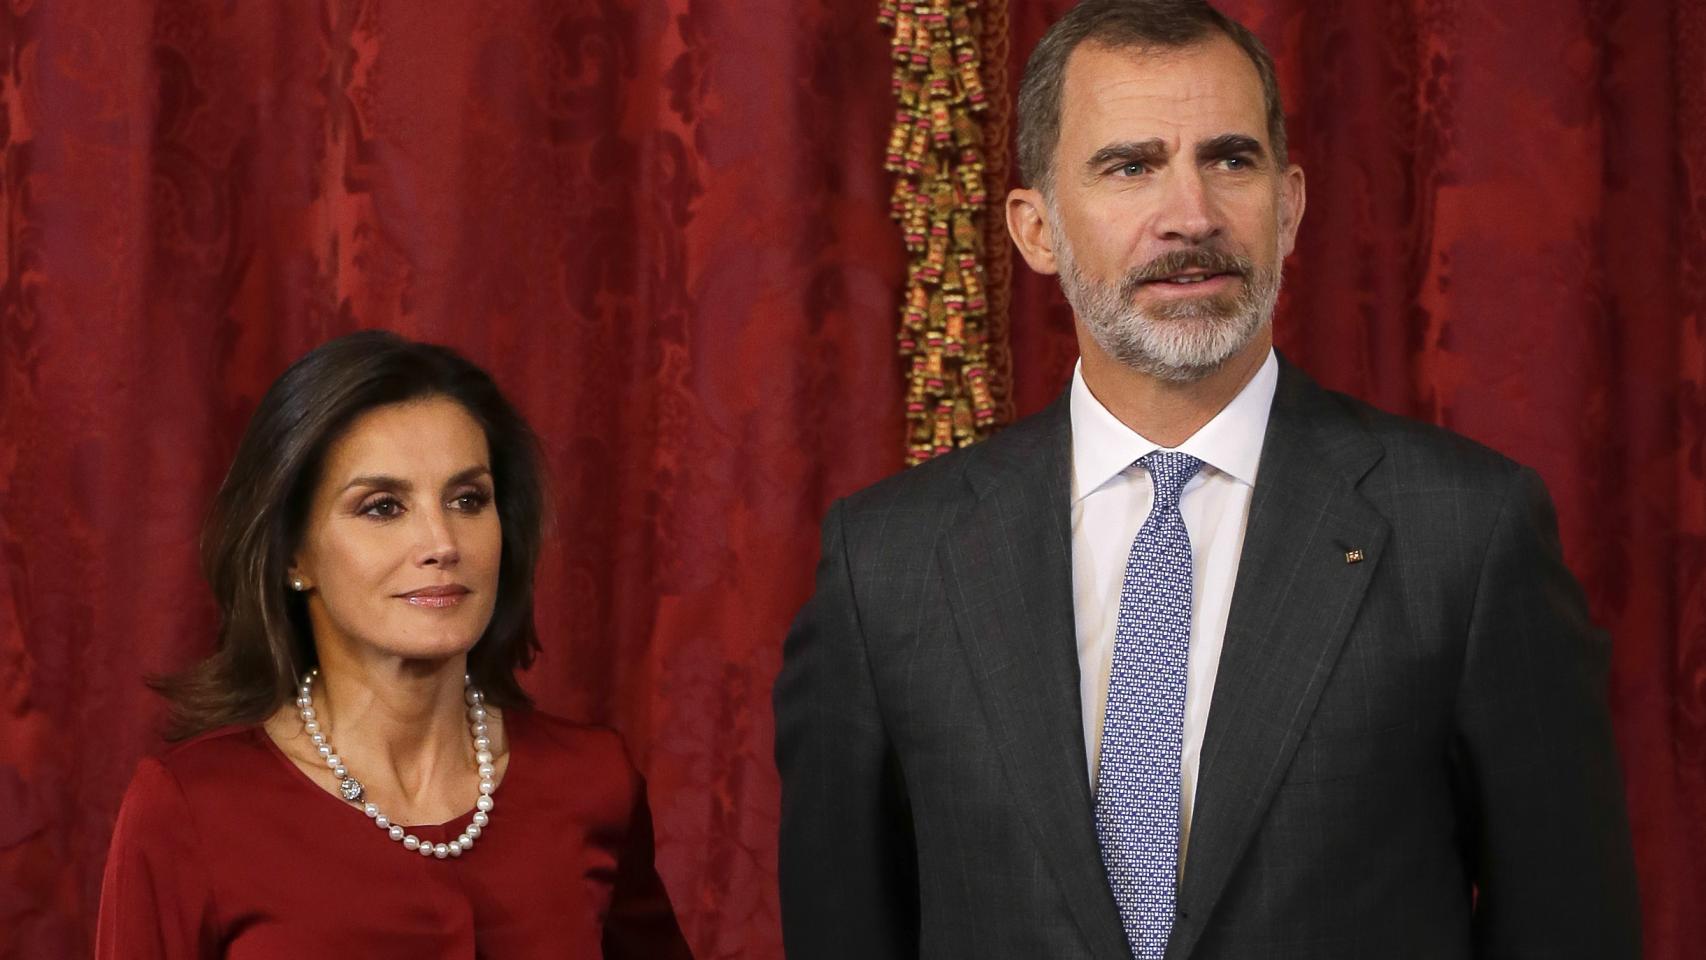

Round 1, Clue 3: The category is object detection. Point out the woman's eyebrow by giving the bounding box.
[444,465,493,487]
[342,474,410,494]
[341,465,491,495]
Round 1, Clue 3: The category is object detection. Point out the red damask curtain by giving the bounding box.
[1,3,902,957]
[1,2,1701,960]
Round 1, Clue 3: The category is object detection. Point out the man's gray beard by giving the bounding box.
[1053,226,1282,384]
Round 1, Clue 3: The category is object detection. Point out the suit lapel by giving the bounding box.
[1166,360,1390,960]
[938,394,1134,960]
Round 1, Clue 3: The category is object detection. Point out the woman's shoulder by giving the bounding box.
[505,709,639,781]
[111,726,278,842]
[156,723,274,772]
[123,725,278,805]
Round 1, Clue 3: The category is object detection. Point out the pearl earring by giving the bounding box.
[291,577,307,592]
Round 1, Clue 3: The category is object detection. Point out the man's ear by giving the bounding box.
[1277,163,1306,258]
[1006,187,1060,276]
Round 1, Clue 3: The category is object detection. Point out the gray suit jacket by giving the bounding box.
[774,358,1640,959]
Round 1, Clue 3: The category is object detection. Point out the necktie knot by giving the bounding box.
[1140,451,1205,509]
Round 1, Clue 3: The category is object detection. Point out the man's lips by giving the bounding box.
[1141,269,1238,286]
[1137,270,1240,295]
[399,584,470,608]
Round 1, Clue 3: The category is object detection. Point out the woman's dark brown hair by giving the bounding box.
[155,331,546,739]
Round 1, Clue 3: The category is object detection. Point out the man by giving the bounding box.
[774,1,1641,958]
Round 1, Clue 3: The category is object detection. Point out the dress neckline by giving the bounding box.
[255,711,522,836]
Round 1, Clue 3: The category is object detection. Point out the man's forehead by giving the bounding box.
[1059,36,1267,147]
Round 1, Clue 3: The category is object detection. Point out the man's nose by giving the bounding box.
[417,509,461,568]
[1154,166,1221,245]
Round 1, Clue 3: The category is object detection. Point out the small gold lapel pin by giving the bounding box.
[1344,549,1365,564]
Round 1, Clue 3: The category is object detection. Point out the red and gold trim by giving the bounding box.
[880,0,1013,465]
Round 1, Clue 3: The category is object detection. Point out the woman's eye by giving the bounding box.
[451,490,492,512]
[360,496,404,519]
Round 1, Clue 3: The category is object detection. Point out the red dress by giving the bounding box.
[96,710,693,959]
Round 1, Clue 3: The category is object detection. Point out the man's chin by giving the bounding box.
[1123,351,1232,384]
[1092,310,1267,383]
[1130,293,1245,323]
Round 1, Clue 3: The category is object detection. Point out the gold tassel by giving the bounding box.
[882,0,1008,465]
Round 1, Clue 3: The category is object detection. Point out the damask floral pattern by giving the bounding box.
[0,2,899,957]
[0,1,1701,958]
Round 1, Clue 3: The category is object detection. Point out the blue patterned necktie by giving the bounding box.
[1094,450,1205,960]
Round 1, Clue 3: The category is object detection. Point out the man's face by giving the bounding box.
[1014,34,1304,382]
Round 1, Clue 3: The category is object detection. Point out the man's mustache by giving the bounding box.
[1121,249,1254,295]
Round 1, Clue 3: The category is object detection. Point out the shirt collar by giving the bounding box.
[1069,348,1279,503]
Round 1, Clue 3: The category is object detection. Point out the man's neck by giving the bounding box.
[1077,330,1272,448]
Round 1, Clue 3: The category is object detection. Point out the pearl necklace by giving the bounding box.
[295,669,497,860]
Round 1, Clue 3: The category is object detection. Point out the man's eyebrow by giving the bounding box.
[1085,138,1169,171]
[1196,133,1266,163]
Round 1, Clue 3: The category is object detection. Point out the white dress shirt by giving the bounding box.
[1070,349,1278,863]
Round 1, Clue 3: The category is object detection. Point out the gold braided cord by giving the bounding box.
[977,0,1014,428]
[880,0,1012,465]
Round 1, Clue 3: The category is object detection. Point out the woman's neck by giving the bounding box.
[265,649,507,823]
[311,655,473,804]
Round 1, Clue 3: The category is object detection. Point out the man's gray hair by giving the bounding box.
[1015,0,1288,193]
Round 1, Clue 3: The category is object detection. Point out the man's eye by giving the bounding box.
[1116,162,1148,176]
[361,496,404,519]
[1222,156,1252,170]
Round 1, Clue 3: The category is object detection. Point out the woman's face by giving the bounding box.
[289,396,503,665]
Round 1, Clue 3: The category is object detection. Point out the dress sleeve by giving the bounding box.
[96,757,219,959]
[600,771,694,960]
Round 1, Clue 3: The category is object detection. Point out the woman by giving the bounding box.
[97,332,692,959]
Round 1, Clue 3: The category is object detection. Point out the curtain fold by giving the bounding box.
[1,3,901,957]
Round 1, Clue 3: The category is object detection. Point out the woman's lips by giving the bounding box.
[400,585,470,608]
